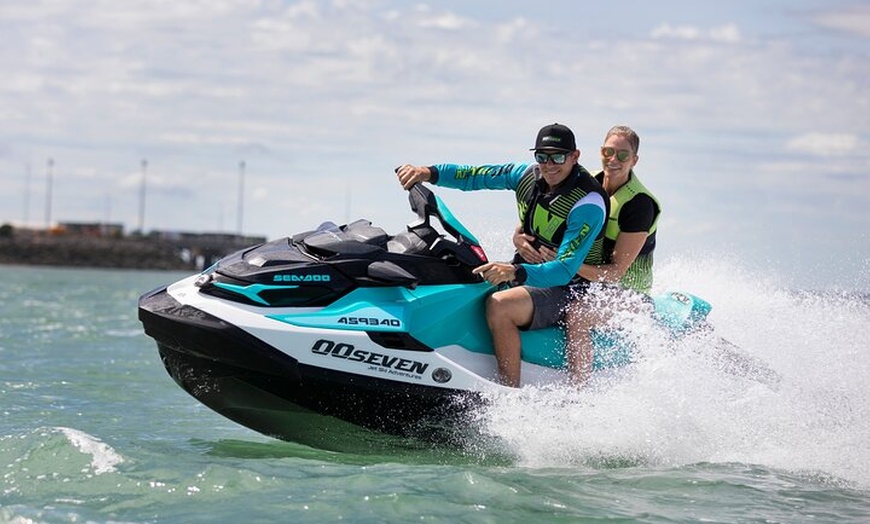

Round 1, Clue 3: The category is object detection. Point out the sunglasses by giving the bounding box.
[601,147,632,162]
[534,151,569,165]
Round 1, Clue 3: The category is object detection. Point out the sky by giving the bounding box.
[0,0,868,290]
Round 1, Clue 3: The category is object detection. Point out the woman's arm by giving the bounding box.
[577,231,647,283]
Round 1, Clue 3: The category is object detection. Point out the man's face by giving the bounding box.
[535,149,578,187]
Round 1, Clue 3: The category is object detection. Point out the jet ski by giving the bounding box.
[138,184,765,449]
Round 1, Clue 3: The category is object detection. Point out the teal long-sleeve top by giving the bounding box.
[429,162,607,288]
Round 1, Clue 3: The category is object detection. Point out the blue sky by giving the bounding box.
[0,0,867,290]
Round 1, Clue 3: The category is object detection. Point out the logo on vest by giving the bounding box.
[532,206,562,243]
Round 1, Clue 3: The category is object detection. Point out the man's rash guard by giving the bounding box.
[429,162,607,288]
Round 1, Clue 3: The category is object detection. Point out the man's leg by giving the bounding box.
[485,286,534,387]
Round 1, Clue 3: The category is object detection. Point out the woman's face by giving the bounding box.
[601,134,638,179]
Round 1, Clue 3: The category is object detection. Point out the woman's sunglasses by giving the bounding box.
[534,151,568,165]
[601,147,632,162]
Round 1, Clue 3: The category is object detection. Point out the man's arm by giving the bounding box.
[429,163,531,192]
[397,163,531,192]
[518,192,607,288]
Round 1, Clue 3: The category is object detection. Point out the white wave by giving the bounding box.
[55,427,125,475]
[475,254,870,487]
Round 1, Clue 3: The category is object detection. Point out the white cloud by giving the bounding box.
[495,16,535,43]
[710,23,741,43]
[416,11,475,30]
[156,132,258,146]
[651,23,701,40]
[786,133,860,156]
[650,23,741,43]
[811,4,870,38]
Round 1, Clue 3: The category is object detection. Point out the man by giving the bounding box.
[396,123,608,386]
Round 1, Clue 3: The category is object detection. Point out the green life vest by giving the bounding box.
[600,171,660,293]
[516,165,607,266]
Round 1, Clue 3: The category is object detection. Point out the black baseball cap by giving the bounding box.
[531,123,576,152]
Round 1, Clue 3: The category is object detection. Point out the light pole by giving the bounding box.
[23,162,31,226]
[44,158,54,229]
[237,160,245,236]
[138,159,147,234]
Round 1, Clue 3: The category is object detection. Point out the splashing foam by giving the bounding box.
[56,427,124,475]
[475,253,870,487]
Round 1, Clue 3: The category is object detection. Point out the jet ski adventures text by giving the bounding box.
[311,339,429,378]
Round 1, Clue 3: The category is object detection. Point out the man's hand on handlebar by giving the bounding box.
[472,262,517,286]
[395,164,432,190]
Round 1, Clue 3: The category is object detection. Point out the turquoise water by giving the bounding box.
[2,263,869,523]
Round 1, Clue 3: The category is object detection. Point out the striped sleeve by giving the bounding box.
[521,191,607,287]
[430,163,533,192]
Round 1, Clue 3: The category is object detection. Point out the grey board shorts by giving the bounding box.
[524,280,654,330]
[524,280,590,330]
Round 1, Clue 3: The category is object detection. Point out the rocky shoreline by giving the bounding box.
[0,236,202,270]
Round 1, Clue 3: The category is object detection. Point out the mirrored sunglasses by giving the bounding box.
[534,151,568,165]
[601,146,632,162]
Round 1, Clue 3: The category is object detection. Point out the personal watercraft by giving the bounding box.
[138,184,768,449]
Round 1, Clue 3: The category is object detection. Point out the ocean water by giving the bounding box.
[1,261,869,523]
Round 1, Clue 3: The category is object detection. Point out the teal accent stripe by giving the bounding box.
[268,284,494,345]
[213,282,299,306]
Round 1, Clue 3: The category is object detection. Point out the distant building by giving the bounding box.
[58,222,125,237]
[148,230,266,247]
[147,230,267,269]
